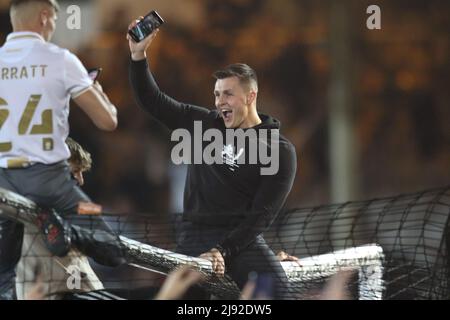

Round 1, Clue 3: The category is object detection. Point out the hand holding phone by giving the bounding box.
[88,68,102,82]
[128,10,164,43]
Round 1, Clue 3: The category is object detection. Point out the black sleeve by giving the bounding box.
[129,58,212,131]
[218,142,297,259]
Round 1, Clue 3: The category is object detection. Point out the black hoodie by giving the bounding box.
[130,59,297,258]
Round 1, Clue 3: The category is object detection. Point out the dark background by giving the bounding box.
[2,0,448,214]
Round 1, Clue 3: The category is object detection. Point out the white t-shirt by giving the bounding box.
[0,32,93,168]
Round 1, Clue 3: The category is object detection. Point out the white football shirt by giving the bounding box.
[0,31,93,168]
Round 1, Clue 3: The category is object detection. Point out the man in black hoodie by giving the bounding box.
[127,24,296,299]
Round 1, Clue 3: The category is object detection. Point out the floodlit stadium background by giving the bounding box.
[0,0,449,295]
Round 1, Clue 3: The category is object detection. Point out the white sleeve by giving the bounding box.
[63,50,93,99]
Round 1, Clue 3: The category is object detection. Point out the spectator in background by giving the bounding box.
[66,137,92,187]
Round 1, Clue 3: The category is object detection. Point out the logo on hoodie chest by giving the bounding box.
[222,144,244,172]
[171,121,281,176]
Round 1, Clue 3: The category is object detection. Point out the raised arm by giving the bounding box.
[127,20,211,131]
[63,51,117,131]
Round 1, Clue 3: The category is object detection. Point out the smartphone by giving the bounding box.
[128,10,164,43]
[88,68,102,81]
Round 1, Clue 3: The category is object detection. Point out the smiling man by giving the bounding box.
[128,21,297,299]
[213,64,260,129]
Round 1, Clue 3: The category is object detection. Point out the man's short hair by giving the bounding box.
[66,137,92,172]
[10,0,59,12]
[213,63,258,92]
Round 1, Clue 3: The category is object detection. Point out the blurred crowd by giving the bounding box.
[2,0,448,214]
[1,0,448,299]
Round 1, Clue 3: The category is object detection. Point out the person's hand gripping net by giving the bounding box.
[199,248,226,276]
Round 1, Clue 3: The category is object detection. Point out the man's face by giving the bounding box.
[70,164,85,186]
[41,7,57,41]
[214,77,250,129]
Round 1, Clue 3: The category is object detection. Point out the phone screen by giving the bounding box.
[129,11,164,42]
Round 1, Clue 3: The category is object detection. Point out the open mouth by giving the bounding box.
[221,109,233,121]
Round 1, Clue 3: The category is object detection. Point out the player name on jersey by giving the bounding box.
[1,65,48,80]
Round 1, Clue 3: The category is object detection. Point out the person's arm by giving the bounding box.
[73,82,117,131]
[154,265,203,300]
[127,21,211,131]
[215,142,297,261]
[64,51,118,131]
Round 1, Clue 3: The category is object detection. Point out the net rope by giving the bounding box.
[1,186,448,299]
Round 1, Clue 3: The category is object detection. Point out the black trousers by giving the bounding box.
[176,221,293,300]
